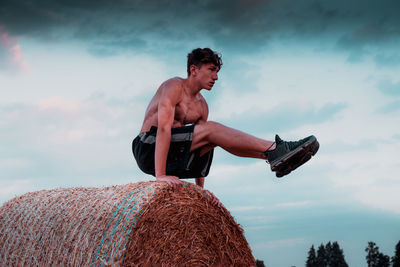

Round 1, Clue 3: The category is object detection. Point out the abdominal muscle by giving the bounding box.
[139,99,196,134]
[140,113,191,134]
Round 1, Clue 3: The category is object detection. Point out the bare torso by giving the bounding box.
[140,77,208,133]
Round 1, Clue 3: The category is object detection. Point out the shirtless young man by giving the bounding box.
[132,48,319,191]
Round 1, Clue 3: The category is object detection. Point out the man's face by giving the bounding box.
[194,63,219,90]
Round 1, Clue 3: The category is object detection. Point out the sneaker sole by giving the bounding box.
[275,147,316,178]
[271,136,319,177]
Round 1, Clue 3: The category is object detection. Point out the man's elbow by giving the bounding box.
[157,125,171,137]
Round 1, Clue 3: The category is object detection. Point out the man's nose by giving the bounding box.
[213,73,218,80]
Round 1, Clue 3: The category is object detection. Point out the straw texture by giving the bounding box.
[0,181,255,266]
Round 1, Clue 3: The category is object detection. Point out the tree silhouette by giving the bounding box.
[378,253,390,267]
[256,259,266,267]
[366,242,380,267]
[316,244,327,267]
[365,241,390,267]
[307,241,348,267]
[326,242,333,265]
[329,241,348,267]
[306,245,317,267]
[393,240,400,267]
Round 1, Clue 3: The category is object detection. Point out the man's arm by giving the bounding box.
[154,80,182,186]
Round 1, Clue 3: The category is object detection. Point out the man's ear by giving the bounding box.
[190,65,198,76]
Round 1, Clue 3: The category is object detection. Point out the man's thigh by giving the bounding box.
[191,121,219,152]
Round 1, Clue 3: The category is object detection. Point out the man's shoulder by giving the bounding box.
[157,77,185,101]
[161,77,185,89]
[198,93,209,110]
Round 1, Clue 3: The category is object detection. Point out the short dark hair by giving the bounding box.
[187,48,223,76]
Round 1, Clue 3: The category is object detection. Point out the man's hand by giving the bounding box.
[204,189,221,207]
[156,175,183,189]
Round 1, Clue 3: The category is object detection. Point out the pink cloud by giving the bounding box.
[0,26,30,74]
[38,97,81,114]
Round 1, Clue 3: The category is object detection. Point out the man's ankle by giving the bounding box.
[266,142,276,151]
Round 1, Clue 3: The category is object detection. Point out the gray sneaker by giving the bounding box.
[264,135,319,178]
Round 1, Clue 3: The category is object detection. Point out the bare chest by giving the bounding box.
[174,97,204,125]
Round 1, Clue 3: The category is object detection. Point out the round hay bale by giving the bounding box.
[0,181,255,266]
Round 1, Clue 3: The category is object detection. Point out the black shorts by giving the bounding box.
[132,124,214,178]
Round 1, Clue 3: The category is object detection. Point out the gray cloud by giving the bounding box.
[378,79,400,96]
[377,100,400,113]
[0,26,28,72]
[0,46,7,69]
[336,14,400,62]
[0,95,143,186]
[1,0,399,57]
[1,26,11,68]
[223,102,347,134]
[374,54,400,68]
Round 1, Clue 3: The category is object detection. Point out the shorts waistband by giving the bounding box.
[137,124,195,144]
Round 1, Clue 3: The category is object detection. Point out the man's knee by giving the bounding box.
[196,121,221,140]
[199,143,216,156]
[192,121,220,150]
[206,120,222,128]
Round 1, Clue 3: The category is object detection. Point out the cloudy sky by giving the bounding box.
[1,0,400,266]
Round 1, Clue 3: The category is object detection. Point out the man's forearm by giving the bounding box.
[155,128,171,178]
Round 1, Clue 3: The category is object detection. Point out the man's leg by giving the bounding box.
[191,121,274,159]
[191,121,319,178]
